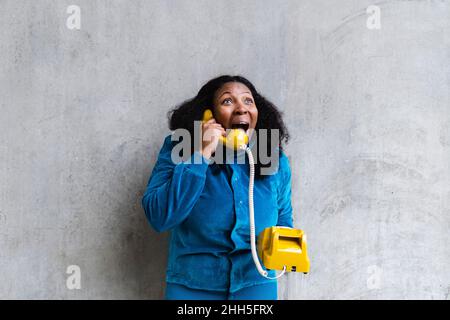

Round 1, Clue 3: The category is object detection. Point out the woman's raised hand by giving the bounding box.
[200,117,226,159]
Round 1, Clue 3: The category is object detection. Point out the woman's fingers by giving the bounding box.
[204,118,216,124]
[205,124,227,135]
[219,127,227,136]
[203,123,224,131]
[200,122,228,158]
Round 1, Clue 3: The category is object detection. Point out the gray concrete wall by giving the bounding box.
[0,0,448,299]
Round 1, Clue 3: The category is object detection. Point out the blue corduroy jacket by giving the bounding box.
[142,134,293,293]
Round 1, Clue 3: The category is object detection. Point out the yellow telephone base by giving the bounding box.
[257,226,310,273]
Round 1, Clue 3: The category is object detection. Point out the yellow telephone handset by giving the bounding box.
[202,109,249,150]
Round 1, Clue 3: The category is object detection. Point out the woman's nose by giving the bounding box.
[234,102,248,115]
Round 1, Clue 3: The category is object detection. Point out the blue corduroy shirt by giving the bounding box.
[141,134,294,293]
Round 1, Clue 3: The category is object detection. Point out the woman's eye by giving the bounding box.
[222,98,232,104]
[245,98,253,104]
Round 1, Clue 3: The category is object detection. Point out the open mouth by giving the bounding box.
[231,122,249,132]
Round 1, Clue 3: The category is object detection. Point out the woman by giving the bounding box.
[141,75,293,300]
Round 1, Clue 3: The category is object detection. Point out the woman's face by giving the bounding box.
[212,82,258,136]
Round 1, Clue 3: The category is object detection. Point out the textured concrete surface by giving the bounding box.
[0,0,449,299]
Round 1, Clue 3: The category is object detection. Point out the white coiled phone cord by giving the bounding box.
[244,146,286,279]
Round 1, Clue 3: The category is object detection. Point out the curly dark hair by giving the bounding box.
[167,75,290,179]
